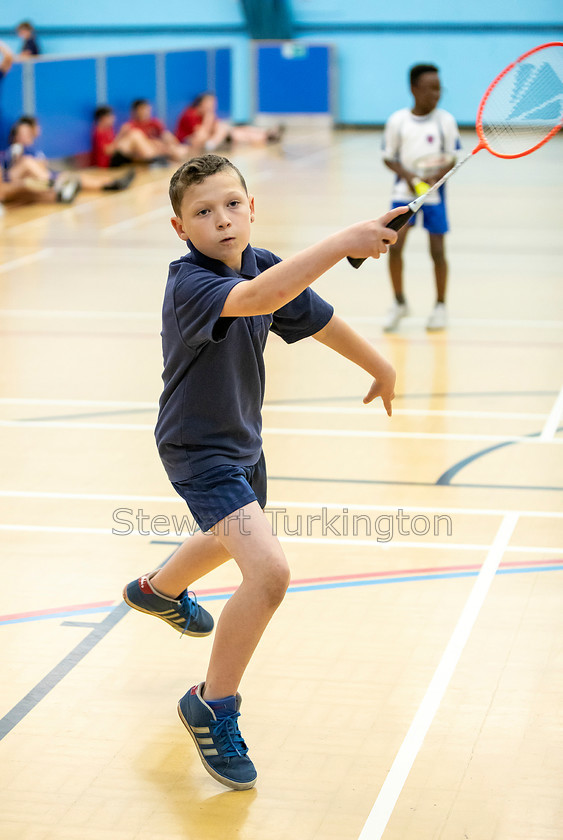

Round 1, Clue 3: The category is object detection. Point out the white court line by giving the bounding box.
[0,398,156,408]
[264,406,546,421]
[0,418,561,445]
[357,513,519,840]
[0,397,547,421]
[0,310,157,320]
[2,489,562,520]
[0,522,559,555]
[1,310,561,331]
[540,384,563,441]
[344,315,563,330]
[2,519,561,556]
[0,250,52,273]
[101,205,171,236]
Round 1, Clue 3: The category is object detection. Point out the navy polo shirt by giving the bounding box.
[155,241,334,481]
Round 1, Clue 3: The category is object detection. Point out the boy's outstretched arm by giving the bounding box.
[220,206,408,318]
[312,315,396,416]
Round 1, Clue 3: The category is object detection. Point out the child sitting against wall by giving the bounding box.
[5,116,135,194]
[125,99,189,163]
[92,105,167,168]
[175,92,283,151]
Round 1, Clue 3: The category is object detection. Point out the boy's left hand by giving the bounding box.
[363,364,396,416]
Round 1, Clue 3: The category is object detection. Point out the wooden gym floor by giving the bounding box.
[0,127,562,840]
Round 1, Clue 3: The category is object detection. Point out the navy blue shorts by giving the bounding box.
[171,452,267,533]
[392,200,449,235]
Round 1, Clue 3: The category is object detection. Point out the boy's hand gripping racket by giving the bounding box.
[348,41,563,268]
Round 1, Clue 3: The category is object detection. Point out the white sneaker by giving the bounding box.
[383,301,409,332]
[426,302,447,331]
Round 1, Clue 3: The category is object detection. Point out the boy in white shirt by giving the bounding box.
[381,64,461,331]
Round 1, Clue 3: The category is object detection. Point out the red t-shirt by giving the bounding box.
[175,107,202,142]
[91,125,115,167]
[129,117,165,140]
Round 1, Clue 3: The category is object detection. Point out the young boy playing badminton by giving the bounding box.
[123,154,404,790]
[381,63,461,332]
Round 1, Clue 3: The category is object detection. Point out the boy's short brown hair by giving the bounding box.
[169,154,248,217]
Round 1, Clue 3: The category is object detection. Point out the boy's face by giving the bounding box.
[15,123,34,146]
[101,112,115,128]
[135,104,151,123]
[171,171,254,272]
[412,71,441,114]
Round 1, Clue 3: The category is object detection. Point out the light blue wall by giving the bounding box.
[289,0,561,24]
[0,0,244,27]
[0,1,252,121]
[1,1,562,125]
[289,1,563,124]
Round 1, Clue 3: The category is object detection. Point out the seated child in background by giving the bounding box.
[6,117,135,195]
[175,93,283,152]
[92,105,165,167]
[0,40,14,80]
[16,21,40,58]
[126,99,189,163]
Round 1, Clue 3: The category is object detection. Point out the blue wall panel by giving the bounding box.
[34,58,97,157]
[164,51,208,131]
[257,44,330,114]
[0,63,24,146]
[215,48,232,118]
[106,54,157,125]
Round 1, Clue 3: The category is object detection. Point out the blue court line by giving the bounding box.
[1,558,561,740]
[3,564,561,626]
[0,553,173,741]
[18,390,558,422]
[198,565,563,599]
[0,601,130,740]
[436,425,563,486]
[20,407,155,423]
[268,475,563,492]
[1,606,115,626]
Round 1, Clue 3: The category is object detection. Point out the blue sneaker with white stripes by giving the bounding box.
[122,573,214,637]
[177,682,257,790]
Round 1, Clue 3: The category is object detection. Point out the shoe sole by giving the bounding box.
[122,587,213,637]
[177,703,257,791]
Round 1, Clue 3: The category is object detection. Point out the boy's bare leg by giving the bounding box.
[150,530,231,597]
[429,233,447,303]
[9,155,51,182]
[203,501,290,700]
[0,180,56,205]
[388,223,410,301]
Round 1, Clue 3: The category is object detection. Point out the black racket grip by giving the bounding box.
[346,208,416,269]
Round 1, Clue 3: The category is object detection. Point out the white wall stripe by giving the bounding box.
[357,513,519,840]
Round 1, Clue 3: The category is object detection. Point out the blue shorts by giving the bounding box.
[171,452,267,533]
[392,200,449,235]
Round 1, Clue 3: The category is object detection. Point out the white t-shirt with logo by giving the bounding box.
[381,108,461,205]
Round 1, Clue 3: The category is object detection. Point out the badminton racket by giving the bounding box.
[348,41,563,268]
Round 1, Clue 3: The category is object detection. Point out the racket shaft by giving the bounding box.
[409,149,473,212]
[347,150,475,268]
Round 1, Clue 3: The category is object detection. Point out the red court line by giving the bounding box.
[1,558,560,623]
[1,600,115,622]
[195,557,563,595]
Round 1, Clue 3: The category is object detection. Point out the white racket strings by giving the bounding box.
[480,45,563,156]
